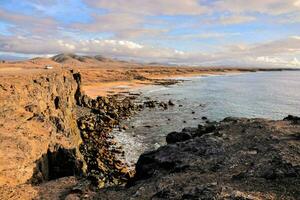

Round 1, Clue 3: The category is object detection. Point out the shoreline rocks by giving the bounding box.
[143,99,176,110]
[90,117,300,200]
[76,94,138,188]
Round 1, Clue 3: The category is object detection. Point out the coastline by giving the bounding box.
[0,68,299,199]
[81,70,246,97]
[81,68,299,97]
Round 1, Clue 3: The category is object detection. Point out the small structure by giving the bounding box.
[44,65,53,69]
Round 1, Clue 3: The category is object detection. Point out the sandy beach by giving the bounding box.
[0,56,246,97]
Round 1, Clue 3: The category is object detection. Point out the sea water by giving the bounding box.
[113,71,300,165]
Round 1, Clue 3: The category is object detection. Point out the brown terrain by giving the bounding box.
[0,53,261,97]
[0,54,299,199]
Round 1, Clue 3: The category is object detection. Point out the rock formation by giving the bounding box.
[76,95,137,187]
[93,117,300,200]
[0,69,83,186]
[1,68,299,199]
[0,69,137,199]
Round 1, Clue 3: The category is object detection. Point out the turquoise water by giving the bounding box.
[144,71,300,121]
[114,71,300,164]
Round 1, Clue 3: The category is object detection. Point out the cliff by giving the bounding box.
[0,69,136,199]
[0,69,83,186]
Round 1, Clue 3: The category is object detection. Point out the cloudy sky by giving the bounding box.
[0,0,300,67]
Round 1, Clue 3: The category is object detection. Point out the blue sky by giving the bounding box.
[0,0,300,67]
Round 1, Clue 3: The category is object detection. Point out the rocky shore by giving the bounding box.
[91,117,300,200]
[0,69,299,199]
[0,69,182,199]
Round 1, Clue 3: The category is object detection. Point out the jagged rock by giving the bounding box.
[76,93,138,188]
[168,100,175,106]
[0,69,84,187]
[159,102,168,109]
[144,100,156,108]
[166,131,192,144]
[144,100,173,110]
[284,115,300,124]
[92,117,300,199]
[50,116,65,133]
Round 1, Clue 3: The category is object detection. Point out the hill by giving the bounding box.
[51,53,114,65]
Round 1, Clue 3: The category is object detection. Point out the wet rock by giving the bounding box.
[76,94,138,188]
[93,118,300,199]
[144,100,156,108]
[166,131,192,144]
[181,184,219,200]
[143,99,173,110]
[168,100,175,106]
[284,115,300,124]
[159,102,168,110]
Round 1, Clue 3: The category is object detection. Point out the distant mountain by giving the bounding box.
[0,53,144,70]
[51,53,113,64]
[94,55,112,62]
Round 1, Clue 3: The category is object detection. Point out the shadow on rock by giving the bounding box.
[28,145,83,185]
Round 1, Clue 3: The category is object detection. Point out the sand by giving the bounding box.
[0,55,275,97]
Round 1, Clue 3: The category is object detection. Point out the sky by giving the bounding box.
[0,0,300,67]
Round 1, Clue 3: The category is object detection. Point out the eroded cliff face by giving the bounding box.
[0,69,83,186]
[0,68,137,200]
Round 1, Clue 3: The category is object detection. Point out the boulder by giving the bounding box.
[284,115,300,124]
[166,131,192,144]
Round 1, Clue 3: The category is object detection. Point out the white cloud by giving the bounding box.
[214,0,300,15]
[294,0,300,6]
[1,1,300,68]
[1,34,299,67]
[72,12,168,39]
[217,15,256,25]
[0,35,190,62]
[0,8,58,34]
[256,56,300,66]
[85,0,207,16]
[291,36,300,40]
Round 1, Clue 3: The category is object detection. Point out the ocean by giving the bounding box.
[113,71,300,165]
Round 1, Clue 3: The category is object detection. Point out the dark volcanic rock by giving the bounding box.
[166,131,192,144]
[76,94,137,188]
[168,100,175,106]
[92,117,300,200]
[144,99,174,110]
[284,115,300,124]
[143,100,156,108]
